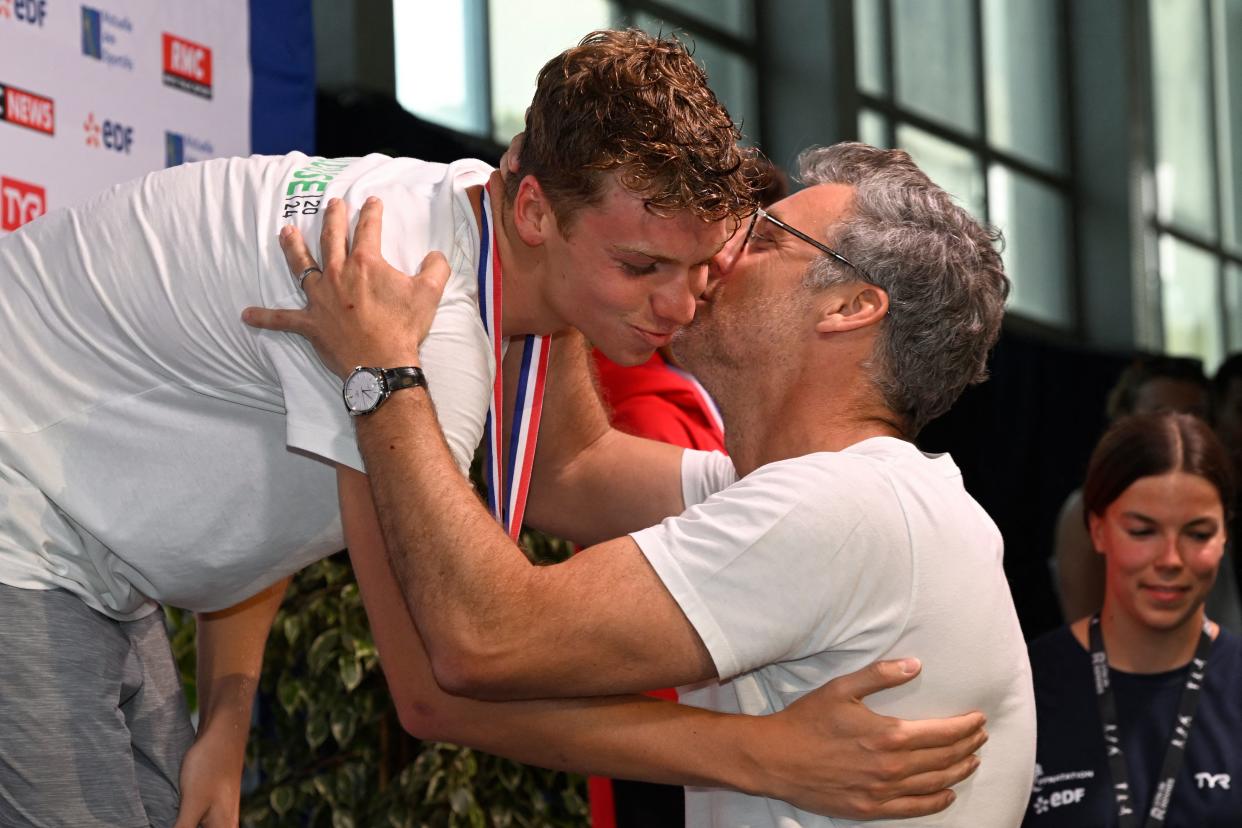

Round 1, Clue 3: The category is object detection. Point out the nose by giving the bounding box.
[1155,533,1185,571]
[651,267,702,327]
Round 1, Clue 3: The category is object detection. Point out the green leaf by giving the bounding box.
[282,613,302,646]
[449,785,475,816]
[276,673,301,716]
[269,785,295,816]
[331,704,357,748]
[307,628,341,675]
[306,713,329,750]
[339,656,363,693]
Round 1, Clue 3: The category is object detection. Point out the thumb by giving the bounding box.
[171,800,208,828]
[415,251,451,296]
[828,658,922,700]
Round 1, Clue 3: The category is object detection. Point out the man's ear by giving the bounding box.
[814,283,889,334]
[512,175,556,246]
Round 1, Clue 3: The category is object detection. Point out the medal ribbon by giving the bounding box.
[1089,613,1213,827]
[477,185,552,539]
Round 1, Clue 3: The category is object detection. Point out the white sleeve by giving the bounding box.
[263,331,365,472]
[261,279,492,476]
[680,449,738,508]
[633,457,913,680]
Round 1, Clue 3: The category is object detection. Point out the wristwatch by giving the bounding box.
[342,366,427,415]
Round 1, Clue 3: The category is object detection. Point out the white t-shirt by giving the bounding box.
[632,437,1037,827]
[0,154,495,619]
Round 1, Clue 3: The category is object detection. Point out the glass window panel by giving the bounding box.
[489,0,617,142]
[859,108,888,148]
[395,0,489,135]
[988,165,1071,327]
[1150,0,1217,236]
[892,0,979,135]
[1218,0,1242,253]
[1160,235,1223,369]
[646,0,753,39]
[855,0,888,97]
[1226,262,1242,354]
[982,0,1064,172]
[635,15,759,143]
[895,124,985,219]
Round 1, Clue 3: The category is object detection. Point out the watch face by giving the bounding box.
[344,369,384,413]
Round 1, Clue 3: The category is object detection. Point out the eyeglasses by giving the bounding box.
[724,207,865,278]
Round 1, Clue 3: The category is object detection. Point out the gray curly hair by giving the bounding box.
[798,142,1009,435]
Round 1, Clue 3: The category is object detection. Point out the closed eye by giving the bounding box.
[618,260,658,276]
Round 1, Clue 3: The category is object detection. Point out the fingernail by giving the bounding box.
[898,658,920,674]
[329,197,340,207]
[366,196,378,205]
[280,224,293,238]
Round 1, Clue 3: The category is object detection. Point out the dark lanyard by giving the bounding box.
[1089,613,1213,827]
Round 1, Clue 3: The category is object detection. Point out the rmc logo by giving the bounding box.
[1,176,46,231]
[162,33,212,99]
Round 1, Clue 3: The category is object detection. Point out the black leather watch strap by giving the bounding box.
[381,366,427,394]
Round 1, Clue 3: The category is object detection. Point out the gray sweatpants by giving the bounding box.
[0,584,195,827]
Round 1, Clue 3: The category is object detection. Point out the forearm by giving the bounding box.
[194,578,289,744]
[345,502,764,796]
[353,392,541,675]
[527,427,687,544]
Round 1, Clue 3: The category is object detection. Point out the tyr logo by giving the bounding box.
[1196,773,1231,790]
[1,176,46,230]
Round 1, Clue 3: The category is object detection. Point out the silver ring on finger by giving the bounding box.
[298,266,323,290]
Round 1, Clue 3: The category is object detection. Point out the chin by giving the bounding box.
[595,339,655,367]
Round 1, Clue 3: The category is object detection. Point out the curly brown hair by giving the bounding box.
[505,29,758,230]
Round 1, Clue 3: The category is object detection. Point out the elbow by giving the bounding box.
[394,695,453,742]
[425,635,527,700]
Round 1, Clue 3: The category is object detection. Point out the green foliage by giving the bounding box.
[168,528,589,827]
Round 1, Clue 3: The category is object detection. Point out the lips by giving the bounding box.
[633,325,675,348]
[1141,583,1192,604]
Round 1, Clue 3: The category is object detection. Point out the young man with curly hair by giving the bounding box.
[0,30,981,827]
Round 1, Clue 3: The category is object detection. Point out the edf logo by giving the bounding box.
[13,0,47,25]
[83,112,132,153]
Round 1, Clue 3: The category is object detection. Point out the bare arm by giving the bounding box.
[173,578,289,828]
[340,467,984,821]
[523,329,688,545]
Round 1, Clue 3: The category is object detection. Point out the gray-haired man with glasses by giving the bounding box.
[246,141,1035,826]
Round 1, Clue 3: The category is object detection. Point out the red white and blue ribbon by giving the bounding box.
[478,185,552,539]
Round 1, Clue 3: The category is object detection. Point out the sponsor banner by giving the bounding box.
[83,112,134,153]
[0,81,54,134]
[164,129,215,167]
[162,32,212,99]
[0,174,46,230]
[0,0,48,27]
[0,0,254,236]
[80,5,134,70]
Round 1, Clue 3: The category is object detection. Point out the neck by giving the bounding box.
[483,172,564,338]
[714,359,904,477]
[1097,600,1210,674]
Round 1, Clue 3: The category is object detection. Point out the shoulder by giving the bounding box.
[1028,625,1087,678]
